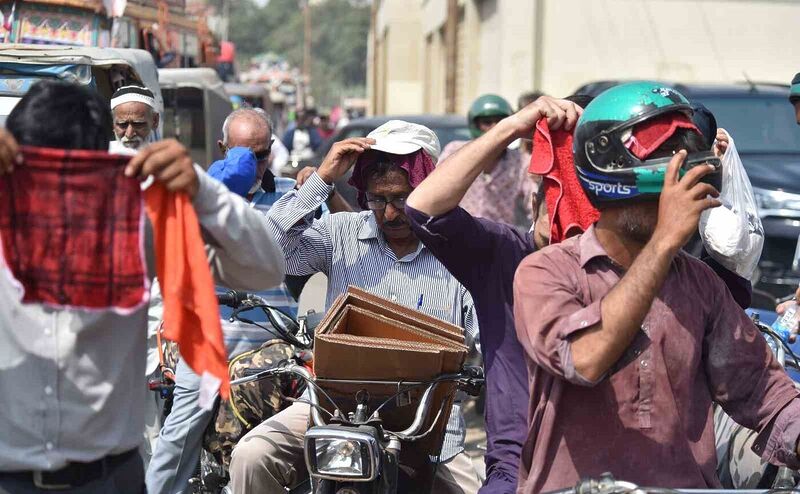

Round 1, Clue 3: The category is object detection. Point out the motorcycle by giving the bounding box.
[541,472,799,494]
[232,363,485,494]
[152,290,319,494]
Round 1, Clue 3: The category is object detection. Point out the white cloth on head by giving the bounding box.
[111,90,157,111]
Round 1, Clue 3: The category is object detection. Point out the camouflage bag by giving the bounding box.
[202,339,297,468]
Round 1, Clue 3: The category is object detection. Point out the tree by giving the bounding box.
[227,0,370,107]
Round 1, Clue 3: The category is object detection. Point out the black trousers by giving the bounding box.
[0,451,144,494]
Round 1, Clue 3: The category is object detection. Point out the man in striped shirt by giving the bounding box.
[230,120,481,494]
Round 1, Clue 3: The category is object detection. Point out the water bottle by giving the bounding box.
[772,302,798,341]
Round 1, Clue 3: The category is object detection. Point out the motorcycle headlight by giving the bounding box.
[753,187,800,217]
[304,427,380,482]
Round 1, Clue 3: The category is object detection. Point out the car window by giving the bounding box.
[314,126,372,160]
[433,126,471,149]
[342,127,371,139]
[317,122,471,163]
[694,95,800,154]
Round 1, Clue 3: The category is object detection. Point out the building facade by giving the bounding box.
[369,0,800,116]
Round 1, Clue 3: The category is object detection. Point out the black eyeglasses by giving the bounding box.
[253,146,271,161]
[223,141,272,162]
[365,194,408,211]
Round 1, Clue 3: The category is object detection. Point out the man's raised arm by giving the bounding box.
[407,96,581,216]
[569,154,720,383]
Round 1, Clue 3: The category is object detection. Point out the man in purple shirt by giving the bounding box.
[513,82,800,492]
[406,92,756,493]
[406,96,581,494]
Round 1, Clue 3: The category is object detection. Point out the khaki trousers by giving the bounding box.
[229,402,481,494]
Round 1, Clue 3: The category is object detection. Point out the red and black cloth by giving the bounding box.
[0,146,147,312]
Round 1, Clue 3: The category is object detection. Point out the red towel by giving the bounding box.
[625,113,698,159]
[144,183,229,401]
[529,120,599,244]
[0,146,147,312]
[0,146,228,401]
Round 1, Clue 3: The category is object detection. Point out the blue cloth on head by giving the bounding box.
[207,146,257,197]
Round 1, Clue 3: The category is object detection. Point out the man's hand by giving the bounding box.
[125,139,199,198]
[651,150,721,253]
[505,96,583,140]
[316,137,374,185]
[713,128,730,157]
[295,166,317,188]
[0,128,21,175]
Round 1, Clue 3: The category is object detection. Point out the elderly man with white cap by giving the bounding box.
[229,120,481,494]
[111,85,159,150]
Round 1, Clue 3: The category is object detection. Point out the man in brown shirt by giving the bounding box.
[513,82,800,492]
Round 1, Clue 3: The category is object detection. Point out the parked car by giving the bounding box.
[574,80,800,306]
[282,114,471,209]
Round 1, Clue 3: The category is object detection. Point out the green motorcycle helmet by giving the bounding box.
[573,81,721,208]
[468,94,513,138]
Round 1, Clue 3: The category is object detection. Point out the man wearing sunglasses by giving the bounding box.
[146,108,302,494]
[229,120,482,494]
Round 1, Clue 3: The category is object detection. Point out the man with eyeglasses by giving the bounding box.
[229,120,482,494]
[111,85,160,150]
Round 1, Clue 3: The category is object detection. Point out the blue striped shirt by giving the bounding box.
[266,171,478,461]
[220,177,301,353]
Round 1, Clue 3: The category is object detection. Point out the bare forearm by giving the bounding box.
[572,238,677,381]
[407,120,518,216]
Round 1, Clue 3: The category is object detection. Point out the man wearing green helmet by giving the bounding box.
[513,82,800,491]
[437,94,536,228]
[790,73,800,125]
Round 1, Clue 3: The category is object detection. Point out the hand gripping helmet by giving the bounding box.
[573,81,721,208]
[468,94,513,138]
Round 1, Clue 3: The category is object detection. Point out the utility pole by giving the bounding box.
[222,0,230,42]
[369,0,378,115]
[302,0,312,110]
[444,0,458,113]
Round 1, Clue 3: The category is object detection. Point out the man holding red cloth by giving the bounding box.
[0,80,285,493]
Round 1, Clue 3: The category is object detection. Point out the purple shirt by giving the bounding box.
[513,225,800,492]
[407,205,535,494]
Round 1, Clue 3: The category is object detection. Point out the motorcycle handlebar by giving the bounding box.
[217,290,254,308]
[231,364,329,427]
[230,364,484,439]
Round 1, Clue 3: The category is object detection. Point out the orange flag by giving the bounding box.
[144,183,229,402]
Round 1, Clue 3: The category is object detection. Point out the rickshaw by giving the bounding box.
[0,44,163,136]
[158,68,232,168]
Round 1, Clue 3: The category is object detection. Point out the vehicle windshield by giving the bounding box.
[433,126,471,148]
[693,95,800,154]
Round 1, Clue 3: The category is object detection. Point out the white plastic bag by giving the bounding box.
[699,130,764,279]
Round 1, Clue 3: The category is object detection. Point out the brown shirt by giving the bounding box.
[512,225,800,492]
